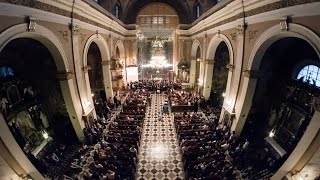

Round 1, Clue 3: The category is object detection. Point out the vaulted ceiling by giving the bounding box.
[123,0,192,24]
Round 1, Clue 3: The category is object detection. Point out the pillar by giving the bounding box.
[71,25,94,118]
[56,71,85,139]
[198,59,206,93]
[202,59,215,99]
[219,64,235,123]
[229,24,246,114]
[0,114,44,180]
[172,31,179,77]
[101,60,114,101]
[189,58,197,86]
[83,67,97,119]
[231,69,259,137]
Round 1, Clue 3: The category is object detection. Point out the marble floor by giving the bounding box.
[135,94,185,180]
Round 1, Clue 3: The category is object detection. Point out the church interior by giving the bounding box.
[0,0,320,180]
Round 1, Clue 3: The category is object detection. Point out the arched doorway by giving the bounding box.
[0,38,77,176]
[209,42,230,110]
[190,39,202,90]
[87,42,105,102]
[241,37,320,177]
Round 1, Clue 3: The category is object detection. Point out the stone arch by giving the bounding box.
[203,33,234,105]
[114,39,125,60]
[189,39,202,86]
[236,23,320,134]
[0,23,80,179]
[191,39,202,58]
[247,24,320,72]
[0,23,84,138]
[83,34,110,68]
[234,23,320,179]
[206,33,234,65]
[83,34,113,106]
[0,23,70,72]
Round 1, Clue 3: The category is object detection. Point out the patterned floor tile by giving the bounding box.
[135,94,185,180]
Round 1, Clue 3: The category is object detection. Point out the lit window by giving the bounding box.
[165,17,170,24]
[115,5,119,18]
[158,17,164,24]
[297,65,320,87]
[152,17,158,24]
[196,5,200,18]
[94,0,99,3]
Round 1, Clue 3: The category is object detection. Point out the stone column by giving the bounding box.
[231,69,259,137]
[230,24,246,117]
[198,59,205,93]
[172,32,179,77]
[101,60,114,101]
[202,59,215,99]
[83,67,97,119]
[56,71,85,139]
[71,25,93,116]
[219,64,235,123]
[0,114,45,180]
[189,58,197,86]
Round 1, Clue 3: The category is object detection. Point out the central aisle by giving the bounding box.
[135,94,185,180]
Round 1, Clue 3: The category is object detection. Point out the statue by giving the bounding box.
[1,96,9,115]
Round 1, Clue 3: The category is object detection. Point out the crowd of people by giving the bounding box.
[174,112,261,179]
[128,79,181,93]
[60,99,145,180]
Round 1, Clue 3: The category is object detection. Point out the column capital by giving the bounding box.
[242,69,259,79]
[204,59,215,65]
[226,64,235,71]
[101,60,111,65]
[56,71,73,80]
[82,66,89,73]
[236,24,246,36]
[70,24,80,36]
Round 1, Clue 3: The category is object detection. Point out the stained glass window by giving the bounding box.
[297,65,320,87]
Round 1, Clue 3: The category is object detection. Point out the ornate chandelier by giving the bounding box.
[142,36,172,69]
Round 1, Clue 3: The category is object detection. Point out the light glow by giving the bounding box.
[142,55,172,69]
[42,131,49,139]
[149,143,168,160]
[269,130,275,137]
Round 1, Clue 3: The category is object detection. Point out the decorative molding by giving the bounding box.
[56,71,73,80]
[71,24,80,36]
[248,29,259,43]
[190,0,318,37]
[82,66,89,73]
[280,17,289,31]
[226,64,235,71]
[242,69,259,79]
[204,59,215,65]
[101,60,111,65]
[27,17,36,32]
[58,30,69,42]
[236,24,246,36]
[80,33,87,44]
[230,32,237,41]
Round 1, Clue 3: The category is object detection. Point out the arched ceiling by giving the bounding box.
[123,0,191,24]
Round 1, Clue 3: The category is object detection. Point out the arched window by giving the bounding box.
[193,2,202,19]
[297,65,320,87]
[114,1,121,19]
